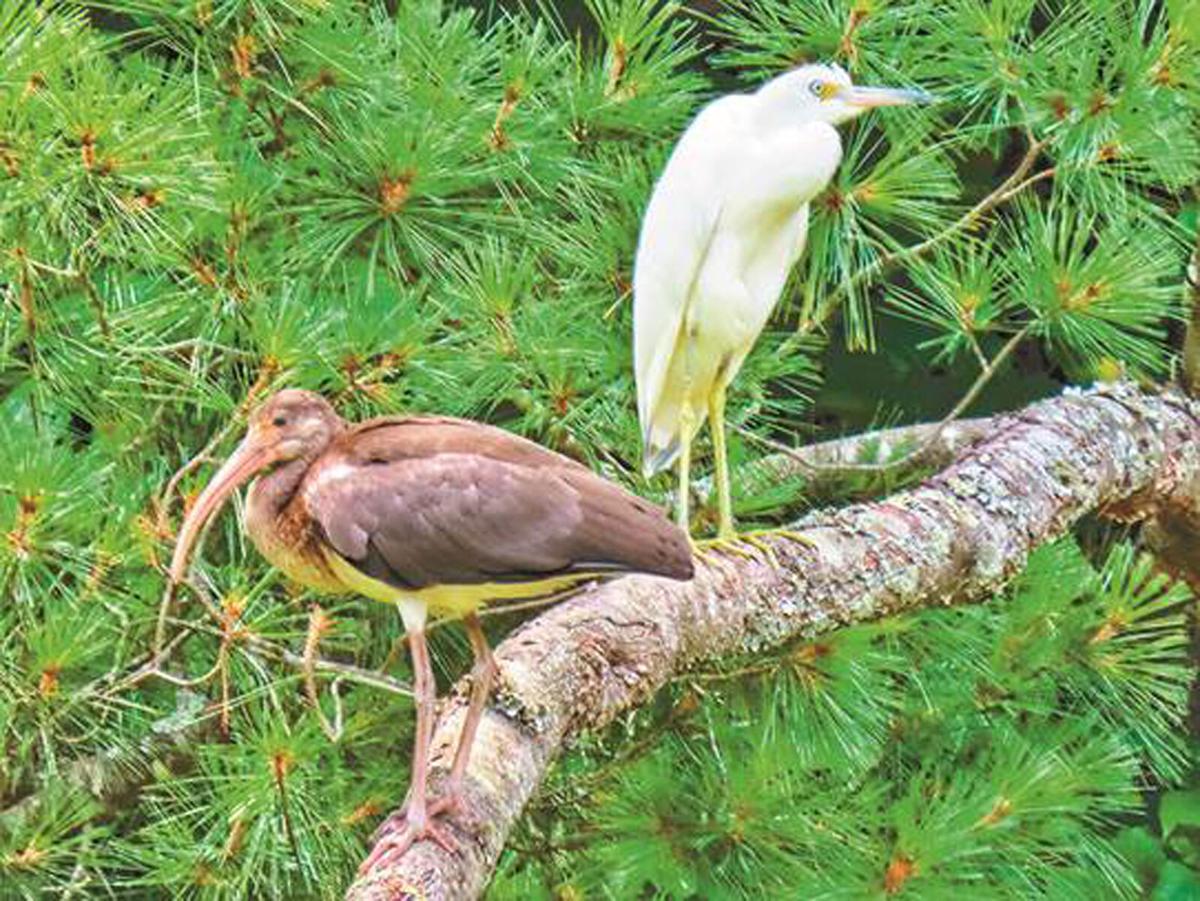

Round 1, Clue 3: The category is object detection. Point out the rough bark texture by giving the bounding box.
[346,383,1200,901]
[720,416,993,499]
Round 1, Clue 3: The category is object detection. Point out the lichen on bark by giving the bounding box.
[348,382,1200,900]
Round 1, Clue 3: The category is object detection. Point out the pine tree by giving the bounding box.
[1,1,1198,898]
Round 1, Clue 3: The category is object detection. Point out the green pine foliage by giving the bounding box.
[498,541,1194,899]
[0,0,1197,897]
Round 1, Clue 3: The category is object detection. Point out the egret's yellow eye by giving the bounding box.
[808,80,840,101]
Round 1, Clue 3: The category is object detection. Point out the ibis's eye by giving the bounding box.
[272,415,288,427]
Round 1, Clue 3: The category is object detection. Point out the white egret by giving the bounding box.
[633,63,931,540]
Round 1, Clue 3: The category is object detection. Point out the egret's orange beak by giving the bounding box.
[841,85,934,108]
[169,435,276,585]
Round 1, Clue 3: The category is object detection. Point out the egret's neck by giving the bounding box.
[751,73,808,133]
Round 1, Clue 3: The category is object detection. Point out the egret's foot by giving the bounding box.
[359,801,459,873]
[696,533,758,562]
[739,533,782,570]
[742,528,818,571]
[690,534,756,584]
[760,528,817,547]
[687,534,719,568]
[689,538,741,579]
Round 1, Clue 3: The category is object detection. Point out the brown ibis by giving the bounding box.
[169,389,694,867]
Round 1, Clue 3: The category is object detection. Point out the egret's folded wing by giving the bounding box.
[302,417,693,590]
[743,120,843,210]
[633,95,750,436]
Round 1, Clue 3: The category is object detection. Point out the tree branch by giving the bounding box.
[738,326,1029,481]
[347,382,1200,899]
[722,416,992,512]
[801,136,1052,335]
[1181,219,1200,398]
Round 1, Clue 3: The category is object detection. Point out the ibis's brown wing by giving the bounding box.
[301,416,693,591]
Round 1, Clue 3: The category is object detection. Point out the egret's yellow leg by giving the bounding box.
[676,404,695,536]
[708,381,735,541]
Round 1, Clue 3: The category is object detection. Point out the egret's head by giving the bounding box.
[169,389,343,584]
[764,63,933,125]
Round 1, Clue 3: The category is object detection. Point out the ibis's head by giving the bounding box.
[762,63,933,126]
[169,389,343,584]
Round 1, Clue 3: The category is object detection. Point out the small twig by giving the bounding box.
[303,604,345,741]
[151,416,242,655]
[742,325,1031,477]
[245,630,412,697]
[258,78,333,139]
[327,678,347,739]
[967,331,989,371]
[141,654,222,689]
[76,268,111,340]
[154,417,240,538]
[1180,209,1200,397]
[799,136,1053,335]
[217,643,232,739]
[103,628,196,696]
[152,577,201,675]
[23,256,79,278]
[175,576,415,697]
[990,166,1056,206]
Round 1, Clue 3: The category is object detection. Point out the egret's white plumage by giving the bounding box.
[633,63,929,538]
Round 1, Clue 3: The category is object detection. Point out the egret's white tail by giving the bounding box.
[642,433,682,478]
[641,402,707,478]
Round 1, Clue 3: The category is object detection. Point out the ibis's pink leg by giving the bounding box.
[403,625,436,828]
[434,612,496,814]
[359,625,456,873]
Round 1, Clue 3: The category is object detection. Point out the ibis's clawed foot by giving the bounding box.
[360,798,460,873]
